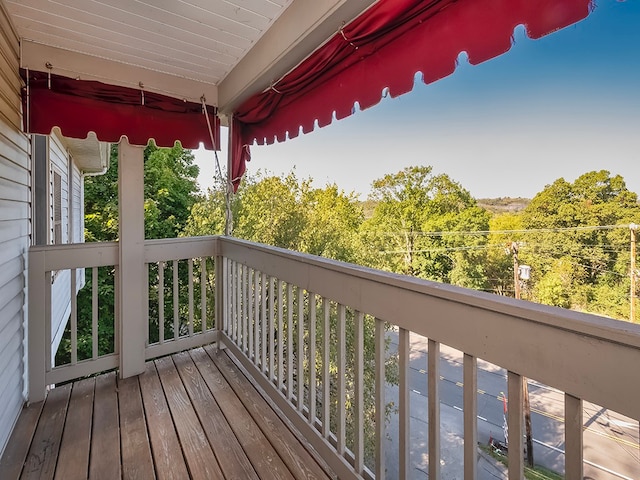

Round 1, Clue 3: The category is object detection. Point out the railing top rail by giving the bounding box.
[219,236,640,419]
[144,235,219,263]
[218,236,640,349]
[30,241,119,271]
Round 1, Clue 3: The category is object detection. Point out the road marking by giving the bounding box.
[412,389,421,395]
[587,426,640,449]
[415,370,639,451]
[531,406,564,423]
[532,439,636,480]
[453,405,462,411]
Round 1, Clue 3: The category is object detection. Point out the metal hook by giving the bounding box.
[45,62,53,89]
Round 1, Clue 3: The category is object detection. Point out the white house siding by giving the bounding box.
[49,132,85,355]
[0,2,30,457]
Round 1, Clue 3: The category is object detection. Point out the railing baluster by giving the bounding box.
[463,353,478,480]
[226,260,231,337]
[308,293,317,424]
[399,327,409,480]
[45,271,52,374]
[337,303,346,455]
[248,269,254,360]
[297,288,305,413]
[233,260,238,337]
[159,261,165,344]
[565,393,583,479]
[114,265,119,354]
[92,266,98,358]
[144,263,149,345]
[277,280,284,391]
[428,339,441,479]
[200,257,206,332]
[268,277,275,380]
[507,371,524,479]
[354,310,364,475]
[287,283,294,401]
[188,258,194,337]
[253,270,260,365]
[261,272,267,374]
[375,318,386,479]
[236,262,242,344]
[70,268,77,365]
[228,258,233,334]
[245,265,251,353]
[322,298,330,439]
[173,259,179,340]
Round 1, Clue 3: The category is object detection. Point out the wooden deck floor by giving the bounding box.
[0,345,334,480]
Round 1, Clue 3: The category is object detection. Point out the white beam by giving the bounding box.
[218,0,375,113]
[21,41,218,105]
[117,139,146,378]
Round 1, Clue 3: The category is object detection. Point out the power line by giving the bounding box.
[370,224,628,237]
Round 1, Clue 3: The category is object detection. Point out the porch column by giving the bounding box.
[118,139,146,378]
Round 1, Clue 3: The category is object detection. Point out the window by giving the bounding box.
[53,170,62,245]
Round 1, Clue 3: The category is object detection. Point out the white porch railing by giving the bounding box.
[29,236,640,479]
[28,236,220,401]
[217,236,640,480]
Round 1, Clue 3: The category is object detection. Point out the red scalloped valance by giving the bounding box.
[231,0,592,190]
[21,70,220,149]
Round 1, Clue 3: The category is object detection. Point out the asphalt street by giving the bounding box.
[383,330,639,479]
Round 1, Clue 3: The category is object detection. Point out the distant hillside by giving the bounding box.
[477,197,530,214]
[360,197,530,218]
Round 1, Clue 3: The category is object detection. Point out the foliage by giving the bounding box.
[520,170,640,319]
[56,143,201,364]
[361,166,491,287]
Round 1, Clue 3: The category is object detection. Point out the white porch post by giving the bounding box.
[118,139,146,378]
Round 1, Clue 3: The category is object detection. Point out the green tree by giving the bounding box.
[485,213,524,296]
[185,171,392,467]
[300,184,364,263]
[57,143,201,363]
[520,170,640,319]
[361,166,491,287]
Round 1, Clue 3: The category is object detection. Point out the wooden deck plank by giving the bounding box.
[118,375,155,480]
[172,350,260,480]
[2,348,339,480]
[154,355,224,480]
[0,401,44,479]
[138,361,190,480]
[21,384,71,480]
[89,372,120,480]
[189,348,296,480]
[205,345,333,480]
[54,377,95,480]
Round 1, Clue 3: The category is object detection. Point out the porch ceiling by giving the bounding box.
[4,0,376,112]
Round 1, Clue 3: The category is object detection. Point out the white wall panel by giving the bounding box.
[0,0,30,457]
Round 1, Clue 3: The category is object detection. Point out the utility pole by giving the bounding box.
[511,242,521,300]
[631,224,637,323]
[511,241,534,468]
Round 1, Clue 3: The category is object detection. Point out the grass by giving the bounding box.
[479,444,563,480]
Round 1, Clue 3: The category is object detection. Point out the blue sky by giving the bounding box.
[195,1,640,199]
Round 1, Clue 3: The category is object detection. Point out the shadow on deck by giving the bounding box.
[1,345,334,480]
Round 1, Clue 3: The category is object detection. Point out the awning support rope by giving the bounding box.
[201,96,233,236]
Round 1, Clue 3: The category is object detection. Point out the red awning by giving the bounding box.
[231,0,592,190]
[21,70,220,150]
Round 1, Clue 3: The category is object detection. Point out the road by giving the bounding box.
[383,331,639,479]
